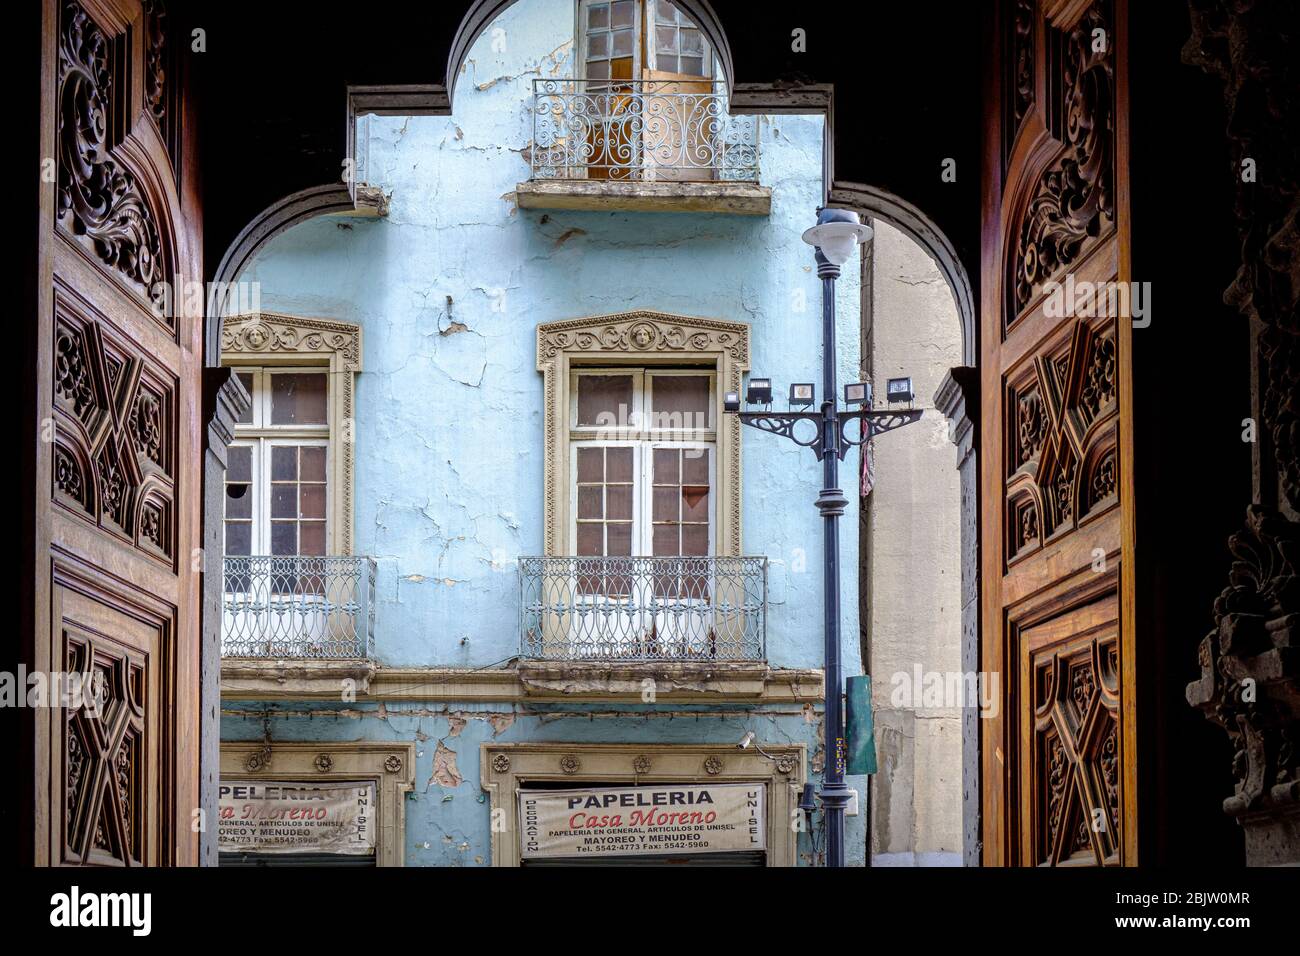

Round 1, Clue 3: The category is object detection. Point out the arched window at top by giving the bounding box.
[578,0,715,82]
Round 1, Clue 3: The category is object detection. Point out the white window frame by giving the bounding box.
[567,367,716,557]
[227,367,333,557]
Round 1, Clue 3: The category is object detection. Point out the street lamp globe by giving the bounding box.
[801,208,873,265]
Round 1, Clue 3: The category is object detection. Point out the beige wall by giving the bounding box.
[861,220,964,866]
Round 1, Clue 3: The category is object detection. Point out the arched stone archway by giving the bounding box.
[201,0,981,865]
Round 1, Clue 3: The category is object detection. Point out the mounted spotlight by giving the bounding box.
[789,383,815,407]
[723,390,741,414]
[745,377,773,405]
[844,382,871,406]
[886,377,914,403]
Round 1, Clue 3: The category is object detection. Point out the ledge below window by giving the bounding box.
[220,660,822,702]
[221,658,376,698]
[515,180,772,216]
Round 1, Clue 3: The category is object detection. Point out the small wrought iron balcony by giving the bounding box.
[519,555,767,661]
[221,556,376,659]
[530,78,759,182]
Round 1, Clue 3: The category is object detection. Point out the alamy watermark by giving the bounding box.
[889,665,1000,718]
[1043,274,1151,328]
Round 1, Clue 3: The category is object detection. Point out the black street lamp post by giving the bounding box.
[723,208,921,867]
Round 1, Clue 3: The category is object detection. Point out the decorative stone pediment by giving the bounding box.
[222,312,362,372]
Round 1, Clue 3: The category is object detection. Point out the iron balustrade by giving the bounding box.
[519,555,767,661]
[530,78,759,182]
[221,555,376,659]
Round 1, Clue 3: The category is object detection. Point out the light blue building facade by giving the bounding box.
[218,0,866,867]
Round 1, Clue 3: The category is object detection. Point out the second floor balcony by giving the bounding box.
[519,555,767,662]
[519,79,770,215]
[221,555,376,660]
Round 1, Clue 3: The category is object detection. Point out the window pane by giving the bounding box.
[680,55,704,76]
[271,445,297,481]
[577,486,604,520]
[606,485,633,520]
[270,372,327,425]
[587,32,608,58]
[652,524,679,556]
[300,521,326,556]
[653,448,679,483]
[606,447,633,483]
[576,447,603,483]
[611,29,633,57]
[653,486,679,521]
[271,485,297,519]
[300,446,327,482]
[682,523,708,556]
[577,375,634,427]
[607,522,632,556]
[235,373,254,424]
[652,375,710,427]
[657,26,677,53]
[611,0,633,28]
[270,521,297,555]
[587,2,608,28]
[300,484,326,519]
[224,521,251,556]
[657,54,678,73]
[587,59,610,80]
[681,28,703,54]
[681,485,709,522]
[225,482,252,519]
[228,445,252,482]
[657,0,680,24]
[577,523,603,556]
[682,448,709,484]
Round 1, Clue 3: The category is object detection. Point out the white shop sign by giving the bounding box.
[218,781,375,855]
[519,783,766,859]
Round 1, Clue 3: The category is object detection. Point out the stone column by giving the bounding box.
[936,366,980,866]
[199,367,249,864]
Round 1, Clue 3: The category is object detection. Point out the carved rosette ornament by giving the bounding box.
[776,755,797,776]
[1184,0,1300,864]
[491,753,511,774]
[244,752,266,773]
[384,755,403,774]
[632,755,652,774]
[56,2,165,292]
[703,755,724,775]
[314,753,334,773]
[559,754,580,774]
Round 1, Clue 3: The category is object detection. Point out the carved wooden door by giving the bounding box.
[980,0,1136,865]
[35,0,200,865]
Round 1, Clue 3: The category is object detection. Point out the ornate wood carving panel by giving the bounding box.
[982,0,1135,865]
[34,0,201,865]
[56,579,165,866]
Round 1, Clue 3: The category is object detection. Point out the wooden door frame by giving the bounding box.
[34,0,203,866]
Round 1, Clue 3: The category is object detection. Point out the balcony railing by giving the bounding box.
[530,78,759,182]
[519,555,767,661]
[221,556,376,659]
